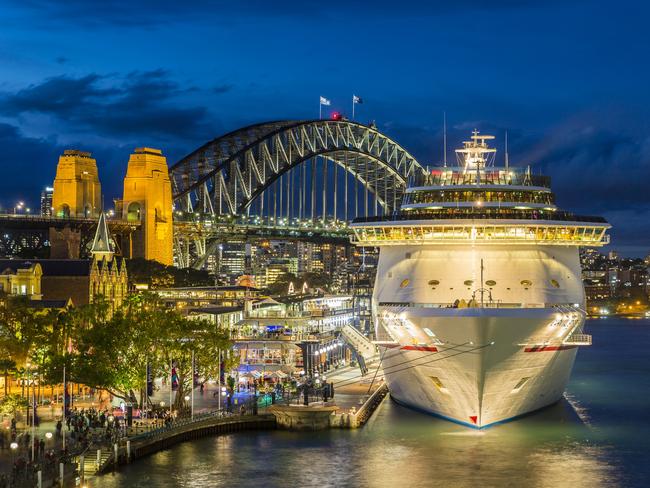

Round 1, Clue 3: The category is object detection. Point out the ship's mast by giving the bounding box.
[505,131,509,170]
[455,130,497,178]
[443,112,447,168]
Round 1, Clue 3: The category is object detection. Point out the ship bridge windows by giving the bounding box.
[404,189,555,206]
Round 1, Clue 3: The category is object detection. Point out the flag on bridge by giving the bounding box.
[352,94,363,119]
[319,96,331,119]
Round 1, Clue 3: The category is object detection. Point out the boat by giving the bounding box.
[350,131,611,428]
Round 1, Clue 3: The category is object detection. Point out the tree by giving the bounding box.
[126,258,214,289]
[39,292,237,412]
[0,358,16,397]
[266,272,297,296]
[0,394,27,418]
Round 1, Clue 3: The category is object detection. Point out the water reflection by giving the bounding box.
[92,398,620,488]
[93,319,650,488]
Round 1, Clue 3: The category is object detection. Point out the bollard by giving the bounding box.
[37,470,42,488]
[126,440,131,462]
[97,448,101,469]
[59,462,64,487]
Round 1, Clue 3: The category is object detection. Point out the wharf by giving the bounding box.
[270,358,389,430]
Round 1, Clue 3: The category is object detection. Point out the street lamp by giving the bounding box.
[10,441,17,464]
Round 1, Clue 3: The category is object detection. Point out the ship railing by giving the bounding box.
[378,301,576,310]
[352,211,608,224]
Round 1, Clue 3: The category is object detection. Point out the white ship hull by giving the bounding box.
[372,244,588,428]
[379,307,581,427]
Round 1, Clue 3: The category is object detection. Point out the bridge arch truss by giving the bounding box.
[170,120,425,268]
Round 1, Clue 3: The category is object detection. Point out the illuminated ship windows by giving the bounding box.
[428,280,440,286]
[485,280,497,286]
[463,280,474,286]
[430,376,449,393]
[550,279,560,288]
[511,377,531,393]
[400,279,410,288]
[520,280,533,288]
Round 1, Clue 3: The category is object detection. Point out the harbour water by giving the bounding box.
[92,319,650,488]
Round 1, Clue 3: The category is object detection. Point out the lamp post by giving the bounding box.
[10,441,18,465]
[184,395,191,419]
[45,431,52,453]
[31,369,36,462]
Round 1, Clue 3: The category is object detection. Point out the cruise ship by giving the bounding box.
[350,131,611,428]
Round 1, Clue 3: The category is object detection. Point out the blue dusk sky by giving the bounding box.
[0,0,648,255]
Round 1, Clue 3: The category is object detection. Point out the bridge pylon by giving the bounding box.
[116,147,174,266]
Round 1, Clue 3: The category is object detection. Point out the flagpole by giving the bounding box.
[319,101,322,120]
[352,96,355,120]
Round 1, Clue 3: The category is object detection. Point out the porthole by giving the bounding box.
[428,280,440,286]
[520,280,533,287]
[400,279,410,288]
[486,280,497,286]
[550,279,560,288]
[463,280,474,286]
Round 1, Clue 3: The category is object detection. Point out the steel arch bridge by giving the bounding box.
[170,119,425,268]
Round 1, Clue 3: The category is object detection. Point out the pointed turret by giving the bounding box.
[91,212,114,262]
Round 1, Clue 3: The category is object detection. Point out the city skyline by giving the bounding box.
[0,0,648,254]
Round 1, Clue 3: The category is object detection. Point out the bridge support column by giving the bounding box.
[49,226,81,259]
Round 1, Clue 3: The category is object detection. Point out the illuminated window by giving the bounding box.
[463,280,474,286]
[428,280,440,286]
[486,280,496,286]
[400,279,410,288]
[511,377,531,393]
[520,280,532,287]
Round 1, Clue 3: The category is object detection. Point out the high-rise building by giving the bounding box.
[40,186,54,216]
[219,242,247,283]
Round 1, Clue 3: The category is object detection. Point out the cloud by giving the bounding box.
[0,123,63,205]
[212,84,233,94]
[0,70,213,141]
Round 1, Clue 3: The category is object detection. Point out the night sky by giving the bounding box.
[0,0,648,255]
